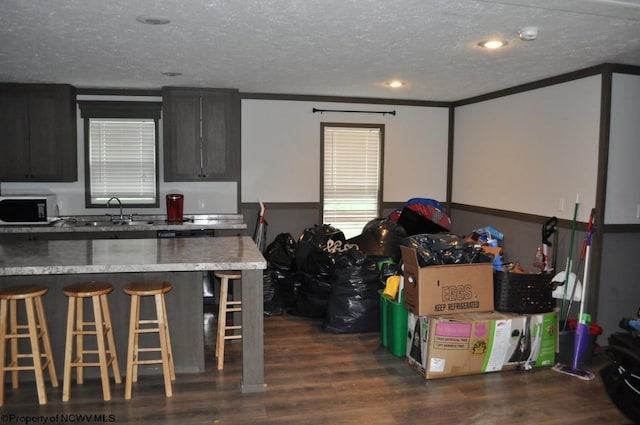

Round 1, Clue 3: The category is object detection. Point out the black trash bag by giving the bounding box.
[401,233,493,267]
[296,224,347,276]
[270,269,299,311]
[347,218,407,261]
[264,233,297,272]
[378,261,400,285]
[263,268,283,316]
[600,332,640,424]
[289,272,332,318]
[323,250,382,334]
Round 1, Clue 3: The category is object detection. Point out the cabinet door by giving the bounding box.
[30,86,77,182]
[163,88,240,182]
[0,84,77,182]
[28,89,64,181]
[0,92,31,180]
[163,92,203,181]
[201,91,239,180]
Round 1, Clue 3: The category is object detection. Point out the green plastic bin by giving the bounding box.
[379,290,409,357]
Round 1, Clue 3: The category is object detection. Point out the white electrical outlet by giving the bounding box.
[558,197,565,212]
[637,203,640,219]
[198,199,205,209]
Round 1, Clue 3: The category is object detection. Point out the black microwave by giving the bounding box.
[0,195,58,225]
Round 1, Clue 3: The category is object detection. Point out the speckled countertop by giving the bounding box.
[0,236,266,276]
[0,214,247,233]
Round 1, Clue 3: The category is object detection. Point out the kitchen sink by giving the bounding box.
[82,220,113,227]
[82,219,155,227]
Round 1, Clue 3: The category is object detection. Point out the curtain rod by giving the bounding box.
[312,107,396,116]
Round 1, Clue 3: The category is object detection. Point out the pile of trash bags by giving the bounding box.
[261,198,453,334]
[400,233,494,267]
[263,224,385,333]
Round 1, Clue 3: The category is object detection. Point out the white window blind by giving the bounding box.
[322,125,382,239]
[89,118,157,204]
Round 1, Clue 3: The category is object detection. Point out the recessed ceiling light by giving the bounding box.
[478,39,508,49]
[161,72,182,77]
[386,80,406,88]
[135,15,171,25]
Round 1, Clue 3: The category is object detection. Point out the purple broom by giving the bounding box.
[553,208,596,380]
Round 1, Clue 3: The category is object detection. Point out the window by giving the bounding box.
[321,123,383,239]
[79,101,161,207]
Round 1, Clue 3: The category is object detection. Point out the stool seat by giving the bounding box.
[124,281,175,400]
[62,281,120,402]
[0,284,48,300]
[215,271,242,370]
[63,281,113,297]
[0,284,58,405]
[214,270,242,280]
[123,281,173,296]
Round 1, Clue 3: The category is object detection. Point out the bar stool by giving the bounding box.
[62,281,121,402]
[123,281,175,400]
[0,284,58,405]
[214,271,242,370]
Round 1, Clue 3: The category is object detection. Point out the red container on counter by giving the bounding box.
[166,194,184,222]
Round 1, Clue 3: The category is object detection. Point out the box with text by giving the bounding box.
[401,245,494,316]
[406,310,558,379]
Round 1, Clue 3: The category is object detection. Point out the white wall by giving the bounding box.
[452,76,602,223]
[605,73,640,225]
[241,99,450,204]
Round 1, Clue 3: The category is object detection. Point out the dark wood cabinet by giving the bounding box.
[0,84,77,182]
[162,87,240,181]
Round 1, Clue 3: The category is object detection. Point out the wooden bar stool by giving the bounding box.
[62,281,121,402]
[214,271,242,370]
[123,281,175,400]
[0,284,58,405]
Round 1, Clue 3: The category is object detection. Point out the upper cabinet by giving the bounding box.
[162,87,240,181]
[0,84,77,182]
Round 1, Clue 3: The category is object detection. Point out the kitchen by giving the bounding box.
[1,1,640,423]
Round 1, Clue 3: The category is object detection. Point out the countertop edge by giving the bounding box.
[0,262,268,276]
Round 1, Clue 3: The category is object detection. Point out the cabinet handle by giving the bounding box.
[199,96,205,179]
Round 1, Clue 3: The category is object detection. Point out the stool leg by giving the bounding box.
[9,299,18,389]
[160,294,176,380]
[25,298,47,404]
[155,294,173,397]
[132,295,141,383]
[91,295,111,401]
[0,299,8,405]
[216,277,229,370]
[75,297,84,385]
[62,296,77,402]
[34,296,58,388]
[100,294,121,384]
[125,294,139,400]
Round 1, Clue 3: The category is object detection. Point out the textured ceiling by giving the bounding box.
[1,0,639,101]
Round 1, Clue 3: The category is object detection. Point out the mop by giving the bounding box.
[563,209,595,327]
[552,208,596,380]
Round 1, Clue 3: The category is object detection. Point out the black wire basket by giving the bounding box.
[493,271,555,314]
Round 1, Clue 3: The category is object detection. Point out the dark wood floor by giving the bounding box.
[1,307,632,424]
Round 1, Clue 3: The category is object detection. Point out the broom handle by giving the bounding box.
[577,209,595,320]
[560,196,580,322]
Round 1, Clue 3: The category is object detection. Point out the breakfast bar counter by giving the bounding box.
[0,236,267,393]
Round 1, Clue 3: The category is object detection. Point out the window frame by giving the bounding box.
[79,101,162,208]
[320,122,384,238]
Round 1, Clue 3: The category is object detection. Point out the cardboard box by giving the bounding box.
[401,245,494,316]
[406,310,558,379]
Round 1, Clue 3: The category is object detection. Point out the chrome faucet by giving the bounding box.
[106,197,124,221]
